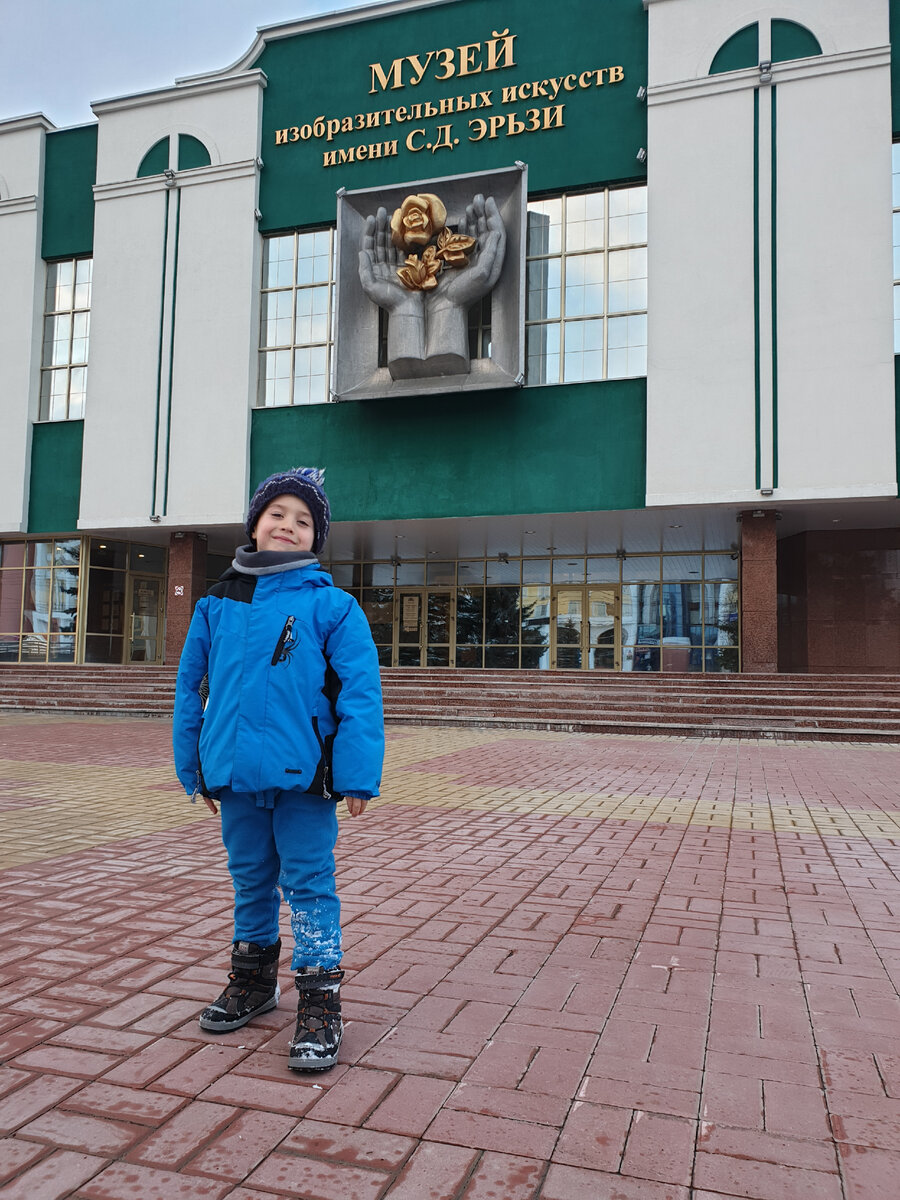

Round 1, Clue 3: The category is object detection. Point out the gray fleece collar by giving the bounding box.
[232,544,321,576]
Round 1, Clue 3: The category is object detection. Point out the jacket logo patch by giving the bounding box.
[271,616,298,666]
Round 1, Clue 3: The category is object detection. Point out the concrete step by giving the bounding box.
[1,665,898,741]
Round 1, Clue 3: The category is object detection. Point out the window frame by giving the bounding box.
[39,256,92,422]
[258,228,336,408]
[524,185,647,387]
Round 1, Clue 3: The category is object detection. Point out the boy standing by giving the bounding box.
[173,467,384,1070]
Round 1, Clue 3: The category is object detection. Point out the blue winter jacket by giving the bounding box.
[173,552,384,802]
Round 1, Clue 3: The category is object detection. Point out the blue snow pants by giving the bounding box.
[218,788,341,971]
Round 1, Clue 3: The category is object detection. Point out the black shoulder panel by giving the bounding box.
[208,569,257,604]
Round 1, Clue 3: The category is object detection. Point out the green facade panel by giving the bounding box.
[770,20,822,64]
[28,421,84,533]
[42,125,97,259]
[254,0,647,231]
[250,380,646,522]
[177,134,211,171]
[138,137,170,177]
[709,24,759,75]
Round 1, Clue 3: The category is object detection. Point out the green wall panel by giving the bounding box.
[250,380,646,522]
[138,137,170,177]
[770,20,821,64]
[42,125,97,259]
[28,421,84,533]
[709,24,758,75]
[254,0,647,231]
[178,134,211,171]
[893,0,900,134]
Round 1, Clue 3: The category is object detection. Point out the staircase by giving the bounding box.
[1,665,899,742]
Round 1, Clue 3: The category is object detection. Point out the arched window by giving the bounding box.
[137,137,170,178]
[137,134,212,178]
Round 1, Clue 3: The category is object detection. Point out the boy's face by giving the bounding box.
[252,494,316,553]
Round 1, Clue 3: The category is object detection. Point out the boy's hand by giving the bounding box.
[344,795,368,817]
[203,796,218,815]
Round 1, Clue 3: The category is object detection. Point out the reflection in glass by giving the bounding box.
[0,570,24,632]
[426,561,456,585]
[456,645,484,668]
[130,545,166,573]
[0,543,26,568]
[706,582,739,647]
[90,540,127,569]
[526,323,560,385]
[86,570,126,635]
[456,588,484,644]
[587,557,620,583]
[0,635,20,662]
[427,593,452,643]
[565,191,605,252]
[84,635,125,664]
[485,645,518,668]
[527,258,561,320]
[263,236,294,288]
[48,636,76,663]
[396,562,425,586]
[526,199,562,255]
[563,319,603,382]
[485,587,520,643]
[362,588,394,643]
[564,255,604,317]
[261,291,293,347]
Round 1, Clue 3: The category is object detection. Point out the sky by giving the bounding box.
[0,0,369,129]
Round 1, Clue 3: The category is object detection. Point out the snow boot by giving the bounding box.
[288,966,344,1070]
[199,939,281,1032]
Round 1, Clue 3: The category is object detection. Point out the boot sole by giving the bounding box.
[198,986,280,1032]
[287,1049,339,1071]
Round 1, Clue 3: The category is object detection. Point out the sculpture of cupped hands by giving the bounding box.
[358,193,506,378]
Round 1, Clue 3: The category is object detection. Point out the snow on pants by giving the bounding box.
[218,788,341,971]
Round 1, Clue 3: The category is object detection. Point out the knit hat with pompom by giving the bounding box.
[245,467,330,554]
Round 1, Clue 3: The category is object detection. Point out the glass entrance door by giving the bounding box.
[128,576,163,663]
[551,585,619,669]
[395,589,453,665]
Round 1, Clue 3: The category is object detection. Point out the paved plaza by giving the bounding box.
[0,714,899,1199]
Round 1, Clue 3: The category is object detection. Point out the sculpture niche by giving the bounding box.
[358,191,506,379]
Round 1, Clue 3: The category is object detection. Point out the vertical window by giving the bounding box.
[259,230,335,407]
[0,539,81,663]
[40,258,92,420]
[525,186,647,385]
[893,144,900,352]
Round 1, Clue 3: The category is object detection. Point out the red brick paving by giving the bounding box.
[0,718,898,1197]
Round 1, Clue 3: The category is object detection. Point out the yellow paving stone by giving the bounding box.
[1,716,898,870]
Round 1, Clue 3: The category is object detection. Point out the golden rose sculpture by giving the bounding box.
[391,193,477,291]
[396,245,441,292]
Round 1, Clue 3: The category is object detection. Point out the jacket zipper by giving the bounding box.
[311,716,331,799]
[271,616,295,666]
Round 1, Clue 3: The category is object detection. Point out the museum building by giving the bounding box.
[0,0,898,674]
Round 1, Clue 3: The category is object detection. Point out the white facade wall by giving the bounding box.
[78,74,264,533]
[0,116,53,533]
[644,0,897,506]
